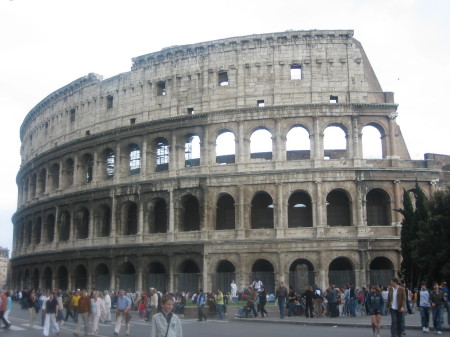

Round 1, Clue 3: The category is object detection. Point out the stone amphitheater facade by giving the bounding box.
[11,30,450,294]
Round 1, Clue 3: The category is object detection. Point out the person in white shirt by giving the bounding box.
[103,290,112,323]
[230,280,238,303]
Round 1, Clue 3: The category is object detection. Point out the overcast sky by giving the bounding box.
[1,0,449,255]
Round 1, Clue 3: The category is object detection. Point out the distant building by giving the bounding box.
[0,248,9,289]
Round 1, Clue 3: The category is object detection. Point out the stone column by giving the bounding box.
[170,132,178,173]
[388,114,398,158]
[236,185,245,239]
[167,189,175,241]
[351,115,360,158]
[355,180,364,227]
[237,121,245,163]
[54,206,60,246]
[275,183,285,238]
[110,259,116,291]
[314,181,324,235]
[393,180,402,225]
[93,148,100,182]
[274,118,285,161]
[319,251,327,289]
[137,190,144,243]
[202,253,208,293]
[141,137,147,176]
[110,191,118,240]
[88,203,95,243]
[168,255,174,292]
[313,117,322,160]
[136,258,143,292]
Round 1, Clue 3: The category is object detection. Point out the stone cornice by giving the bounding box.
[132,29,354,69]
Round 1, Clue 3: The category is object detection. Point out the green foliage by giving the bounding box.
[413,186,450,283]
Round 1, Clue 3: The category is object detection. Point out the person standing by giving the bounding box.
[387,277,406,337]
[328,285,339,318]
[103,290,112,323]
[43,291,60,337]
[215,288,224,319]
[71,290,81,323]
[313,285,324,318]
[258,286,268,318]
[113,289,132,336]
[303,285,314,318]
[439,281,449,326]
[3,291,12,327]
[275,281,288,318]
[367,285,384,337]
[430,282,445,335]
[74,290,91,337]
[150,294,182,337]
[418,282,431,333]
[197,288,207,321]
[40,290,50,326]
[27,290,38,327]
[230,280,237,304]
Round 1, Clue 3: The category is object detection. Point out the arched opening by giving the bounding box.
[95,263,110,291]
[129,144,141,175]
[121,201,138,235]
[286,126,310,160]
[147,262,166,292]
[216,130,235,164]
[181,195,200,231]
[25,220,32,246]
[35,217,42,244]
[118,262,136,292]
[288,191,313,227]
[149,198,167,233]
[369,257,395,286]
[216,194,235,230]
[328,257,355,288]
[213,260,236,292]
[185,134,201,167]
[48,163,60,191]
[43,267,53,290]
[176,260,200,293]
[97,205,111,237]
[289,259,315,290]
[251,259,275,293]
[32,268,40,290]
[74,265,87,290]
[82,153,94,183]
[323,126,347,159]
[59,211,71,241]
[251,192,274,229]
[250,128,272,160]
[62,158,74,188]
[46,214,55,243]
[37,168,46,195]
[24,269,30,289]
[366,189,390,226]
[326,190,351,226]
[362,125,383,159]
[75,207,89,239]
[155,138,169,172]
[56,266,68,290]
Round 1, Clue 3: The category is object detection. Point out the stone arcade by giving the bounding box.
[11,30,450,293]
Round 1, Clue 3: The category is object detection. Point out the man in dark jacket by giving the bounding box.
[387,277,406,337]
[275,281,288,318]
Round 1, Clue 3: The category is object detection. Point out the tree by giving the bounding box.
[413,186,450,283]
[396,181,429,289]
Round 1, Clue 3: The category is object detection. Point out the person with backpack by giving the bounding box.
[197,288,207,321]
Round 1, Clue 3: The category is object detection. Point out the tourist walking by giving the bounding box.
[43,291,60,337]
[113,289,132,336]
[91,291,106,336]
[197,288,207,321]
[230,280,237,304]
[74,290,91,337]
[103,290,112,323]
[3,291,12,326]
[439,281,449,326]
[275,281,288,318]
[27,290,38,327]
[0,290,11,329]
[150,294,182,337]
[303,285,314,318]
[418,282,431,333]
[367,285,384,337]
[387,277,407,337]
[215,288,224,319]
[430,282,445,335]
[258,286,268,317]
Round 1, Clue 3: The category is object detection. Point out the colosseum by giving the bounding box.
[11,30,450,294]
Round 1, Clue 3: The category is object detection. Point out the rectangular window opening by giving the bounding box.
[106,95,113,109]
[130,118,136,125]
[218,72,229,86]
[330,95,338,104]
[157,82,166,96]
[257,100,265,107]
[187,107,195,115]
[85,130,91,136]
[290,66,302,80]
[70,109,76,122]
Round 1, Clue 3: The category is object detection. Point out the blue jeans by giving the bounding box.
[390,309,403,337]
[288,302,296,317]
[216,304,224,319]
[432,305,444,332]
[278,298,286,318]
[444,301,450,325]
[420,306,430,328]
[349,298,356,317]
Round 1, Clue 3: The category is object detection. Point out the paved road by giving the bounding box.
[3,303,448,337]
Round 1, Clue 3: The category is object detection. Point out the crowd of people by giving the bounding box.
[1,277,448,337]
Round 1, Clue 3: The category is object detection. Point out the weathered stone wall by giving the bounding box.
[11,30,449,293]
